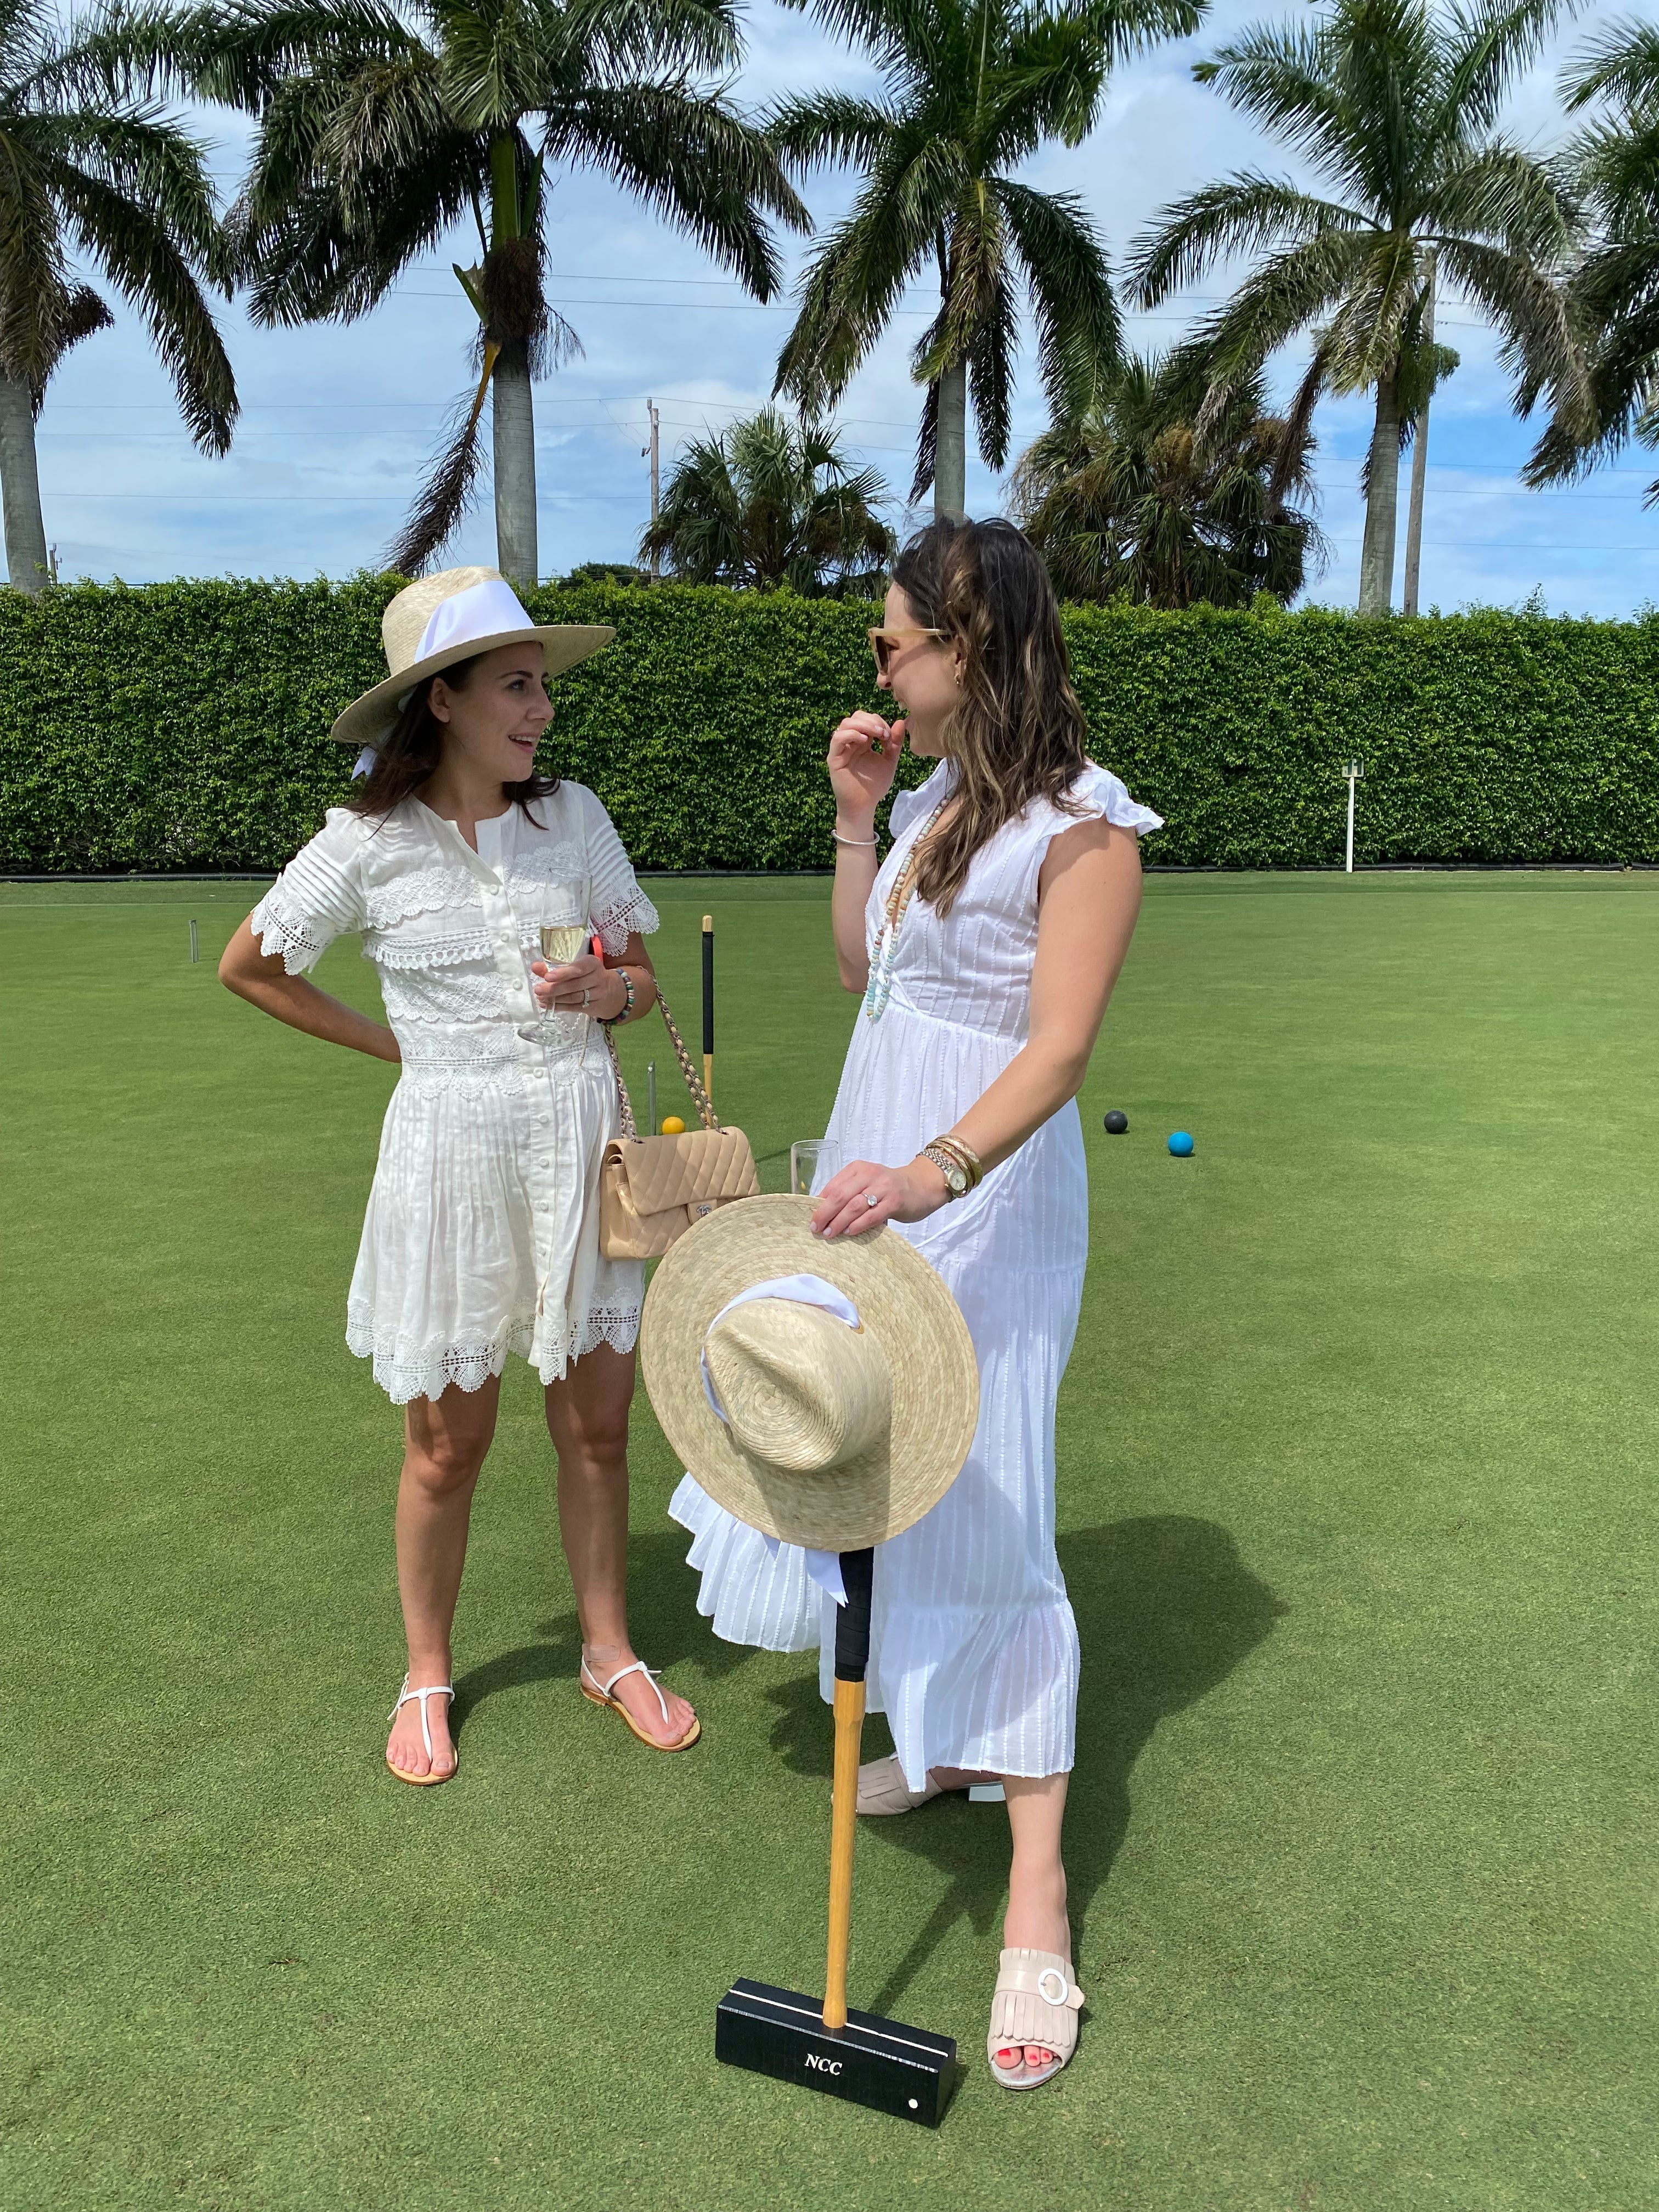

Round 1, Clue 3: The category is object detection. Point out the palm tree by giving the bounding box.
[1011,348,1326,605]
[640,406,894,590]
[1525,22,1659,503]
[767,0,1205,522]
[1128,0,1584,614]
[136,0,806,585]
[0,0,236,592]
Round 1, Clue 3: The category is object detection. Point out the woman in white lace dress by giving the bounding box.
[672,519,1158,2086]
[221,567,698,1780]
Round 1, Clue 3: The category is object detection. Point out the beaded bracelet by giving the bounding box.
[601,967,636,1026]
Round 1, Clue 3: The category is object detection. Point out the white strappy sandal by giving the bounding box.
[580,1655,701,1752]
[385,1675,457,1786]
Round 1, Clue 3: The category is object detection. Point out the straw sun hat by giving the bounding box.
[641,1197,980,1553]
[330,565,614,749]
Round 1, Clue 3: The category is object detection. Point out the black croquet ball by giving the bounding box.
[1103,1110,1129,1135]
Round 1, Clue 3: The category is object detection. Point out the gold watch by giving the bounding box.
[921,1142,970,1199]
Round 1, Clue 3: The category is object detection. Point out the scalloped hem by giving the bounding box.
[347,1306,641,1405]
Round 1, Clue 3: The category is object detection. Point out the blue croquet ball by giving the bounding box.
[1103,1110,1128,1135]
[1167,1130,1195,1157]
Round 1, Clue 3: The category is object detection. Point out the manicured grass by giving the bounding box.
[3,870,1654,2212]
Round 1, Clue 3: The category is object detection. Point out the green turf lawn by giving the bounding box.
[3,868,1655,2212]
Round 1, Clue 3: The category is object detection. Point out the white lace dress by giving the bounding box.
[250,786,658,1404]
[671,760,1162,1785]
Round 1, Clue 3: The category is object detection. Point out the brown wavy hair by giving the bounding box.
[891,517,1089,917]
[349,652,558,822]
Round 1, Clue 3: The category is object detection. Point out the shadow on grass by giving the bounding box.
[449,1522,757,1736]
[753,1516,1285,2013]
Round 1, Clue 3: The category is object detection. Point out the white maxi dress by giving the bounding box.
[251,786,658,1404]
[671,759,1162,1785]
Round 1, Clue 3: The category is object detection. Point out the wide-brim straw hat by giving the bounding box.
[330,565,614,748]
[640,1196,980,1552]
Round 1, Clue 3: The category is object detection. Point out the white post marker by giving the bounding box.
[189,918,199,964]
[1339,760,1364,873]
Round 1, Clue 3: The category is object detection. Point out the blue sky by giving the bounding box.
[36,0,1658,614]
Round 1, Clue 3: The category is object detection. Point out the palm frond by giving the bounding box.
[386,366,492,574]
[1129,173,1367,306]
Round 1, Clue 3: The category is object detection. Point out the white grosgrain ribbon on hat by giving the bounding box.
[353,577,535,778]
[699,1274,861,1606]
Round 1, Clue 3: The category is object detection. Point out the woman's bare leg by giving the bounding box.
[387,1375,501,1779]
[996,1772,1071,2070]
[545,1342,696,1749]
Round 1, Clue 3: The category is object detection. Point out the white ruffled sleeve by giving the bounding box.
[578,786,661,955]
[249,808,368,974]
[887,762,953,843]
[1047,761,1163,843]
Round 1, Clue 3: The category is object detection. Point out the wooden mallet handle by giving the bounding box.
[823,1548,875,2032]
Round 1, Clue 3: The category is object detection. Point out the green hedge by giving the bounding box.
[4,577,1659,871]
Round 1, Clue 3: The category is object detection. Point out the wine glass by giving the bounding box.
[791,1139,841,1196]
[517,920,590,1042]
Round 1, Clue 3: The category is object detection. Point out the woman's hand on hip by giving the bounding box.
[811,1155,949,1239]
[827,712,904,829]
[532,952,624,1019]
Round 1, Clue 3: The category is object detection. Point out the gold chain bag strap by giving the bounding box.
[599,983,759,1259]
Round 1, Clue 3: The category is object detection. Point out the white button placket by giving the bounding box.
[435,810,568,1315]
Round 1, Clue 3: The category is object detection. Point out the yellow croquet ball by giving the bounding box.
[661,1115,686,1136]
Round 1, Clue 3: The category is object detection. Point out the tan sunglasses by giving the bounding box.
[867,625,947,676]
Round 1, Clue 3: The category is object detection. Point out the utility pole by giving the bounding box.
[644,399,661,579]
[1402,255,1435,619]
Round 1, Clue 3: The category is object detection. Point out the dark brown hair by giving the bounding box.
[349,651,559,820]
[891,517,1089,917]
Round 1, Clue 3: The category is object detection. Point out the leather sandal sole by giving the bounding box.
[580,1680,702,1753]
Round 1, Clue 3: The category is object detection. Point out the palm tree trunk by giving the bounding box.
[492,339,538,588]
[1357,371,1402,616]
[1401,263,1435,619]
[0,370,50,595]
[935,361,968,521]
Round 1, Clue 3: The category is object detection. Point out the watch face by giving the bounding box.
[944,1160,967,1193]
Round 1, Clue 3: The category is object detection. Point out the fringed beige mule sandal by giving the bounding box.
[580,1656,701,1752]
[987,1948,1084,2089]
[855,1753,944,1815]
[386,1676,456,1786]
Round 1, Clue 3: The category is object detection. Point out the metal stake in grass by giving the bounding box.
[1338,760,1364,873]
[189,918,199,964]
[715,1549,960,2126]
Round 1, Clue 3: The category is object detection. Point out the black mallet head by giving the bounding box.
[1103,1110,1128,1134]
[714,1549,961,2127]
[715,1982,958,2125]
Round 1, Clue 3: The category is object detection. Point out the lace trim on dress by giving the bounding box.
[379,965,507,1020]
[506,842,586,888]
[363,925,498,970]
[594,885,661,955]
[250,891,326,974]
[347,1301,641,1403]
[363,864,480,933]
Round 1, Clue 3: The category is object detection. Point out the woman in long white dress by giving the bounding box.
[672,518,1158,2085]
[220,567,698,1781]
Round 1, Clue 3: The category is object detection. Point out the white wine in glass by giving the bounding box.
[518,923,590,1040]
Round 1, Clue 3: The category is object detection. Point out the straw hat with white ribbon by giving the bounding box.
[330,566,614,751]
[641,1196,979,1553]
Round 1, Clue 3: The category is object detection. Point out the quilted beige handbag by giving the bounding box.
[599,985,759,1259]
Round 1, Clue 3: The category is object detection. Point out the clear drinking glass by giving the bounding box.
[517,919,590,1042]
[791,1139,842,1197]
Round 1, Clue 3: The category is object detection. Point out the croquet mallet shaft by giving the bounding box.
[823,1676,866,2032]
[822,1547,876,2033]
[701,913,714,1107]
